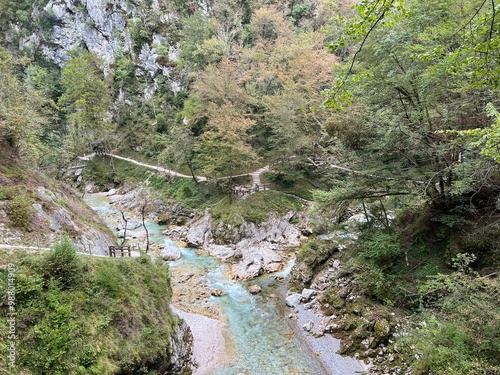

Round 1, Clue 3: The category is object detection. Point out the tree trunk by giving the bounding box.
[187,160,198,185]
[362,199,370,224]
[141,206,149,253]
[120,210,128,246]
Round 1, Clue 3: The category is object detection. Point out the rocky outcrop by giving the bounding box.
[32,186,115,255]
[177,211,309,279]
[213,211,304,246]
[287,238,402,368]
[162,319,194,375]
[0,180,115,255]
[15,0,190,98]
[160,242,182,261]
[185,214,212,248]
[231,239,283,279]
[110,189,195,225]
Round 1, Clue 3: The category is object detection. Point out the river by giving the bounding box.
[84,192,358,375]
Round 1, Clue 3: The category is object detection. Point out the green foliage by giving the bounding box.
[179,11,217,70]
[113,54,135,85]
[42,236,84,288]
[450,103,500,163]
[354,262,394,305]
[128,19,151,52]
[84,156,149,189]
[362,231,401,265]
[27,64,61,99]
[321,0,500,212]
[32,283,74,374]
[210,190,303,226]
[149,174,221,208]
[6,194,34,231]
[401,263,500,374]
[155,113,168,133]
[0,48,52,163]
[58,49,114,158]
[0,247,178,374]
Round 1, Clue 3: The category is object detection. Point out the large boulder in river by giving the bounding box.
[231,240,283,279]
[117,218,142,231]
[301,288,317,303]
[248,284,262,294]
[185,214,212,248]
[160,243,182,261]
[286,293,302,308]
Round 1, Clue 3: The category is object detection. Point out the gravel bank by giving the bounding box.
[292,304,368,375]
[172,306,226,375]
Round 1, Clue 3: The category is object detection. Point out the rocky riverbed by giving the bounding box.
[288,235,409,374]
[164,209,312,280]
[85,189,370,375]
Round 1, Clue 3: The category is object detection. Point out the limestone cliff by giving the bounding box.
[15,0,194,95]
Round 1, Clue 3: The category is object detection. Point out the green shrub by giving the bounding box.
[362,231,401,265]
[6,194,34,231]
[42,236,84,288]
[32,284,74,374]
[0,187,8,200]
[400,267,500,375]
[0,246,179,374]
[354,263,394,304]
[210,190,303,226]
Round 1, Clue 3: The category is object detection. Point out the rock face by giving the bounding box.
[179,211,308,279]
[231,239,283,279]
[163,319,194,374]
[15,0,191,97]
[29,187,115,255]
[185,214,213,248]
[41,0,130,66]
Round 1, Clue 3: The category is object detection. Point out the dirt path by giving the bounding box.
[78,152,272,189]
[0,244,141,257]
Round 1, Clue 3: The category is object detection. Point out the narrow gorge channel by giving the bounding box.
[84,192,361,375]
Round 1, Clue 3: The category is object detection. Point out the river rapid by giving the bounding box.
[84,192,350,375]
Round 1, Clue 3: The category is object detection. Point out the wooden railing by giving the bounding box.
[109,245,131,257]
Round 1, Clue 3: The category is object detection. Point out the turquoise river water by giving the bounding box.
[84,193,330,375]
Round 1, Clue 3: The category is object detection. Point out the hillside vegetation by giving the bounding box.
[0,0,499,373]
[0,238,192,375]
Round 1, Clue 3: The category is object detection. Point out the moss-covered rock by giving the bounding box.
[372,318,391,348]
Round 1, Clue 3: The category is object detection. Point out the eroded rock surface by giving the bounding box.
[178,211,309,279]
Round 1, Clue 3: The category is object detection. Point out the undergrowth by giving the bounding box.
[0,238,180,374]
[210,190,304,226]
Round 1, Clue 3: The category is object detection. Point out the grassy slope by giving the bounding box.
[0,244,184,375]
